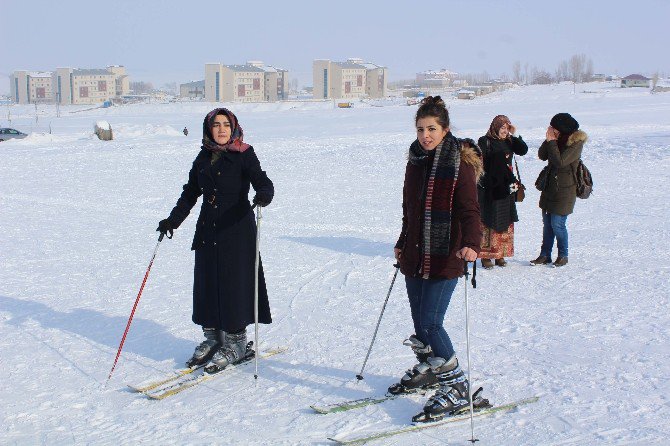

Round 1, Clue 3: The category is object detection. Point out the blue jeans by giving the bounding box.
[405,276,458,360]
[541,211,569,258]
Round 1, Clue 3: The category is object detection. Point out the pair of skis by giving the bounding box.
[312,388,539,444]
[127,346,288,400]
[129,352,536,443]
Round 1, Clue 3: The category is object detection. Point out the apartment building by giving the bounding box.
[313,58,388,100]
[360,62,388,99]
[205,62,289,102]
[53,68,118,105]
[11,66,130,105]
[247,61,289,102]
[10,71,54,104]
[108,65,130,97]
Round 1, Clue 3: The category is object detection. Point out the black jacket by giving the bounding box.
[477,135,528,231]
[167,147,274,330]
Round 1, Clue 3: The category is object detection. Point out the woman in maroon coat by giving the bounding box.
[390,96,484,421]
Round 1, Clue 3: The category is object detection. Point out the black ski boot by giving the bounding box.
[388,335,439,395]
[186,328,223,367]
[412,355,490,423]
[204,330,254,374]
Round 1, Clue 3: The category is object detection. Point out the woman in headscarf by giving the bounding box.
[157,108,274,372]
[477,115,528,269]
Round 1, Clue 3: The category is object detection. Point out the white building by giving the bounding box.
[205,61,289,102]
[11,66,129,105]
[10,71,54,104]
[313,58,388,99]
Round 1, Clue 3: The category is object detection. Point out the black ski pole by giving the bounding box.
[463,260,478,443]
[356,263,400,381]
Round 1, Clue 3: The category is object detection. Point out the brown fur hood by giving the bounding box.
[567,130,588,146]
[460,145,484,182]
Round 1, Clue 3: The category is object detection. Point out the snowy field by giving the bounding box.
[1,82,669,445]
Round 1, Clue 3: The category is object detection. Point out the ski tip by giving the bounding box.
[309,405,329,415]
[412,411,431,423]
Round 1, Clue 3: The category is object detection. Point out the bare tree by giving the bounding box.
[130,81,154,95]
[512,60,522,83]
[556,60,569,82]
[585,59,594,80]
[651,71,659,90]
[532,69,553,85]
[569,54,584,82]
[567,54,593,83]
[524,62,529,85]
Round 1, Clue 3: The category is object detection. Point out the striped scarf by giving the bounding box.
[418,134,461,278]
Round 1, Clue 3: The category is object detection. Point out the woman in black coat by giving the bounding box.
[157,108,274,371]
[477,115,528,269]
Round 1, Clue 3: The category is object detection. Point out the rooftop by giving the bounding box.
[623,74,650,80]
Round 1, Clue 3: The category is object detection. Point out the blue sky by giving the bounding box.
[2,0,667,94]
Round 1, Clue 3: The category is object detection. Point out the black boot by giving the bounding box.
[185,328,223,367]
[204,330,254,374]
[413,355,471,421]
[388,335,439,395]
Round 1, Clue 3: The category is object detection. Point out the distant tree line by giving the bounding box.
[512,54,594,85]
[130,81,154,95]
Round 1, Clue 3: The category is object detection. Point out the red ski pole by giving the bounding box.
[106,233,165,385]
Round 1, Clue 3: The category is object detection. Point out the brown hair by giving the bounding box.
[415,96,450,129]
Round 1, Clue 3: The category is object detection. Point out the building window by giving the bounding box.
[345,81,351,94]
[36,87,45,99]
[238,84,245,97]
[98,81,107,91]
[80,87,89,98]
[357,75,363,87]
[323,68,328,99]
[253,78,260,90]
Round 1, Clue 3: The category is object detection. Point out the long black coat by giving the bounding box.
[167,147,274,331]
[477,135,528,232]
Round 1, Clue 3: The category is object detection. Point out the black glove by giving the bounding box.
[253,193,271,207]
[156,219,174,239]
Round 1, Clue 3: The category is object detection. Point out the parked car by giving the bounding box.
[0,128,28,141]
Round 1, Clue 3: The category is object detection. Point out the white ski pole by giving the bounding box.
[463,260,478,443]
[253,205,262,379]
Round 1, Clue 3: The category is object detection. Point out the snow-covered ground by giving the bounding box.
[1,82,669,445]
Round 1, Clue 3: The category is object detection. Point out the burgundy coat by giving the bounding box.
[395,148,482,280]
